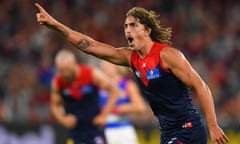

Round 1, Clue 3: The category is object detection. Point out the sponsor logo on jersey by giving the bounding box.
[135,70,142,78]
[146,68,161,80]
[182,122,192,128]
[80,85,93,95]
[62,88,71,96]
[168,137,178,144]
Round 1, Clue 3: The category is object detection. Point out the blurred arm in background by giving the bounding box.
[50,80,77,129]
[116,80,147,115]
[91,68,120,128]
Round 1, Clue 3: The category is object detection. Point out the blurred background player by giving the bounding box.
[51,49,119,144]
[99,61,146,144]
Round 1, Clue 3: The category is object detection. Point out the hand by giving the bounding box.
[209,124,229,144]
[93,114,106,128]
[61,114,78,129]
[35,3,58,27]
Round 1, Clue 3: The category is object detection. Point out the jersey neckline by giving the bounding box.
[136,42,157,60]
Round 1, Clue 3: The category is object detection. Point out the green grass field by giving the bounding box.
[136,129,240,144]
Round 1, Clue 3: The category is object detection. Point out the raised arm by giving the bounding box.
[161,48,229,144]
[35,3,131,66]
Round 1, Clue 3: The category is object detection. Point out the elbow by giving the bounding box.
[194,80,211,95]
[111,86,119,96]
[135,104,147,114]
[201,81,210,92]
[50,102,60,115]
[138,108,146,114]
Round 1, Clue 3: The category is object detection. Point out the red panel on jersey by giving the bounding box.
[130,42,169,86]
[53,65,93,100]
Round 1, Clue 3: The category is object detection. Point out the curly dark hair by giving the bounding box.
[126,7,172,45]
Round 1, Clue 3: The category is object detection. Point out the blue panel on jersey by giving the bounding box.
[105,120,132,128]
[146,68,161,80]
[80,85,93,95]
[116,98,130,106]
[62,88,71,96]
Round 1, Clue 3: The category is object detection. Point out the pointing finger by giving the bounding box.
[34,3,42,11]
[34,3,47,13]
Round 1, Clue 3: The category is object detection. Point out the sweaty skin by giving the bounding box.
[35,3,229,144]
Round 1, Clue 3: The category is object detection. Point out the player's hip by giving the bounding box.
[160,118,208,144]
[66,129,106,144]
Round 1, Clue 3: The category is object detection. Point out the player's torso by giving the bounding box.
[130,42,200,130]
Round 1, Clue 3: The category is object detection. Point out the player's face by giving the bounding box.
[57,61,76,83]
[124,16,150,50]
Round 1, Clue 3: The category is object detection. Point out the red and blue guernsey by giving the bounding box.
[99,78,132,128]
[130,42,201,133]
[53,65,106,144]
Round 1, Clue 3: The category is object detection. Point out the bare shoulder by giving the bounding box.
[161,47,184,59]
[160,47,186,69]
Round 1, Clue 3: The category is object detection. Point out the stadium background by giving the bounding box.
[0,0,239,143]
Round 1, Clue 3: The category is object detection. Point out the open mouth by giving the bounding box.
[127,37,134,45]
[128,37,133,42]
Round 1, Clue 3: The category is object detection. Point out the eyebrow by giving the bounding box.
[125,22,135,26]
[124,21,139,28]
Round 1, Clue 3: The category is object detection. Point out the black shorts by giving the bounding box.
[160,119,208,144]
[66,129,107,144]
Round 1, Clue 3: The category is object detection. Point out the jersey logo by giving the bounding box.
[142,62,146,68]
[80,85,93,95]
[62,88,71,96]
[146,68,161,80]
[135,70,142,78]
[182,122,192,128]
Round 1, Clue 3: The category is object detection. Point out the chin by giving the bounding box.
[132,46,141,51]
[128,45,137,51]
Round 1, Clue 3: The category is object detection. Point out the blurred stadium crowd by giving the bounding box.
[0,0,239,131]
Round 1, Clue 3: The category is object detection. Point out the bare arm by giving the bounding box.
[117,80,147,114]
[51,81,77,129]
[161,48,229,144]
[35,3,131,66]
[92,68,119,127]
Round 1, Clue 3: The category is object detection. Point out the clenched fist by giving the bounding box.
[61,114,78,129]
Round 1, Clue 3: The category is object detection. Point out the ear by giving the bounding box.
[144,27,151,37]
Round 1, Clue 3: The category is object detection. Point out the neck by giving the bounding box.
[137,40,154,58]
